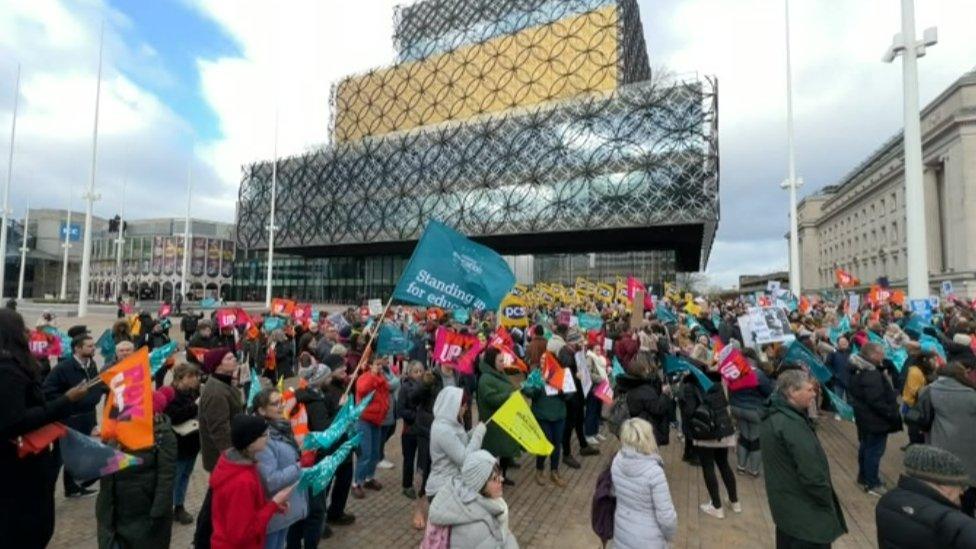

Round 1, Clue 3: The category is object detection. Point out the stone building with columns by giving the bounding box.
[794,68,976,298]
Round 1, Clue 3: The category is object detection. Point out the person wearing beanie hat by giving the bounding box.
[299,363,331,388]
[210,414,294,549]
[876,445,976,548]
[426,450,518,548]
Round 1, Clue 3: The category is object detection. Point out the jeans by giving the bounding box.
[286,486,322,549]
[584,392,602,437]
[698,447,737,508]
[326,459,353,520]
[265,527,287,549]
[562,393,587,455]
[354,420,383,485]
[173,456,196,507]
[776,527,831,549]
[857,433,887,489]
[536,419,565,471]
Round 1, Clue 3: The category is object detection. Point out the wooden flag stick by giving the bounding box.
[342,295,395,398]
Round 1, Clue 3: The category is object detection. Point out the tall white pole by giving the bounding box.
[180,161,191,302]
[264,112,278,308]
[0,64,20,299]
[783,0,802,297]
[114,179,126,302]
[897,0,930,300]
[78,23,104,316]
[60,201,72,300]
[17,203,29,300]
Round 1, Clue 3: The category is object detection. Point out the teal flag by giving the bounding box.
[663,354,714,391]
[149,342,178,376]
[686,315,705,333]
[522,368,544,391]
[96,329,116,361]
[783,341,832,384]
[920,334,946,360]
[304,392,375,452]
[392,220,515,311]
[866,330,909,373]
[578,313,603,331]
[453,309,470,324]
[376,323,412,356]
[300,433,362,495]
[828,316,851,346]
[60,428,143,482]
[263,316,285,332]
[825,387,854,422]
[904,314,930,337]
[247,369,262,410]
[43,326,72,359]
[200,297,218,309]
[611,357,625,381]
[656,306,678,324]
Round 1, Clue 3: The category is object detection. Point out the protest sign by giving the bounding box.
[556,309,572,326]
[593,379,614,404]
[942,280,954,296]
[578,313,603,331]
[767,280,781,294]
[489,393,554,456]
[292,303,313,325]
[392,220,515,311]
[910,299,933,322]
[368,298,383,316]
[263,316,285,332]
[576,350,593,397]
[848,292,860,313]
[377,323,412,356]
[743,307,794,345]
[99,347,154,450]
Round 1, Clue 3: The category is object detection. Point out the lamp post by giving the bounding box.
[180,161,191,303]
[78,23,105,316]
[114,179,126,302]
[264,113,278,309]
[0,64,20,299]
[17,203,29,300]
[60,202,72,300]
[883,0,937,299]
[781,0,803,298]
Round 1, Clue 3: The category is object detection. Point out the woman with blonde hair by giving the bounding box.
[611,418,677,548]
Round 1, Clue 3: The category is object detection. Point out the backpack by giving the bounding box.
[690,384,735,441]
[591,464,616,546]
[607,397,631,438]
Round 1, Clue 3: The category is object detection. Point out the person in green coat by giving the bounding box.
[521,351,568,488]
[760,370,847,548]
[96,394,178,549]
[476,348,521,485]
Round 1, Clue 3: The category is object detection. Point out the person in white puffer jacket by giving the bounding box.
[611,418,677,548]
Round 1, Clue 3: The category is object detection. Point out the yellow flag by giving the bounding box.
[489,392,554,456]
[683,301,702,317]
[129,314,141,338]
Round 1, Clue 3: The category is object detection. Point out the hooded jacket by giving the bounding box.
[255,419,308,534]
[848,354,902,437]
[428,452,519,549]
[426,387,486,497]
[876,474,976,548]
[611,448,677,549]
[210,449,284,549]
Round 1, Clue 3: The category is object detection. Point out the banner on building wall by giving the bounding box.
[174,237,185,276]
[221,241,234,278]
[191,237,206,276]
[207,239,221,277]
[151,236,164,274]
[163,237,176,275]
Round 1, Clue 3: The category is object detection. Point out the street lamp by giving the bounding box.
[883,0,937,300]
[1,64,20,299]
[78,23,105,316]
[782,0,802,297]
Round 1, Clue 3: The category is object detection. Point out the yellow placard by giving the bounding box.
[489,392,554,456]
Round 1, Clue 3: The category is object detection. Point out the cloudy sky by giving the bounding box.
[1,0,975,287]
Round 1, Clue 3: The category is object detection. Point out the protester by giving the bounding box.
[43,332,107,498]
[352,355,391,498]
[181,310,201,345]
[407,363,441,529]
[0,309,89,547]
[321,366,357,535]
[525,325,547,369]
[426,450,519,548]
[610,418,677,549]
[399,361,424,498]
[615,361,671,448]
[688,368,739,519]
[559,328,598,468]
[583,338,609,444]
[252,388,308,549]
[925,362,976,515]
[187,320,219,367]
[195,347,244,549]
[901,350,936,444]
[378,362,401,471]
[761,370,847,548]
[95,389,178,549]
[477,346,521,485]
[209,415,293,549]
[426,387,487,499]
[876,444,976,548]
[292,362,333,546]
[729,352,772,477]
[163,362,203,525]
[849,342,902,496]
[825,337,852,406]
[521,356,568,487]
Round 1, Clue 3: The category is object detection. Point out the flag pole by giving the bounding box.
[113,178,126,302]
[59,197,72,300]
[17,201,29,300]
[180,158,192,302]
[265,111,278,309]
[342,295,395,398]
[0,63,20,299]
[78,22,105,316]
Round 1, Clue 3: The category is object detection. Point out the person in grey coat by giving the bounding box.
[611,418,677,548]
[425,386,486,498]
[253,388,309,549]
[925,363,976,514]
[427,450,519,549]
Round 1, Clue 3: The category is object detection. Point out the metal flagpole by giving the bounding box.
[180,160,191,302]
[78,22,105,316]
[17,202,29,300]
[0,64,20,299]
[781,0,803,297]
[114,178,126,302]
[264,112,278,308]
[60,199,72,300]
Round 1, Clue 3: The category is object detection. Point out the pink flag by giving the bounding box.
[626,276,654,310]
[433,326,482,374]
[717,347,759,392]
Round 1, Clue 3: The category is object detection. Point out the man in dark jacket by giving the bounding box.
[876,444,976,548]
[849,342,902,496]
[322,368,356,535]
[760,370,847,548]
[616,372,671,446]
[43,334,107,497]
[292,363,334,545]
[558,329,597,469]
[186,320,219,368]
[180,310,201,344]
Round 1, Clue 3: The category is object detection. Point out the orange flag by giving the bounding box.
[100,347,154,451]
[541,352,565,390]
[187,347,208,364]
[271,298,296,318]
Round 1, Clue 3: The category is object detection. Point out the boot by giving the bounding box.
[550,471,567,488]
[174,505,194,525]
[534,470,547,486]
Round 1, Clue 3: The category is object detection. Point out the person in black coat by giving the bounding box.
[291,363,333,546]
[876,444,976,548]
[163,363,201,525]
[321,368,356,535]
[142,320,174,388]
[558,329,597,469]
[42,333,108,497]
[616,372,672,446]
[0,309,90,547]
[849,342,902,495]
[399,362,425,499]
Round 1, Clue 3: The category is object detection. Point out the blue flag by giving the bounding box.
[392,220,515,311]
[783,341,832,384]
[96,329,116,361]
[825,387,854,422]
[149,342,178,376]
[578,313,603,331]
[663,354,714,391]
[376,323,412,356]
[656,306,678,324]
[263,316,285,332]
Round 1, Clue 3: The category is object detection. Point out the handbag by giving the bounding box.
[421,520,451,549]
[13,422,68,458]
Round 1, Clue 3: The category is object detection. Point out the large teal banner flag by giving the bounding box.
[393,220,515,311]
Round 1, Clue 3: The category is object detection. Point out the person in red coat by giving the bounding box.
[210,415,294,549]
[352,355,390,498]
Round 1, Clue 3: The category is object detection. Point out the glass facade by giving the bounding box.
[534,251,676,287]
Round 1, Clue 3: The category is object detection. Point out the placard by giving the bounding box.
[368,298,383,316]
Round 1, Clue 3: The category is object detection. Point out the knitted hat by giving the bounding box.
[202,347,232,374]
[153,386,176,414]
[904,444,970,486]
[461,450,498,493]
[299,363,331,387]
[231,414,268,451]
